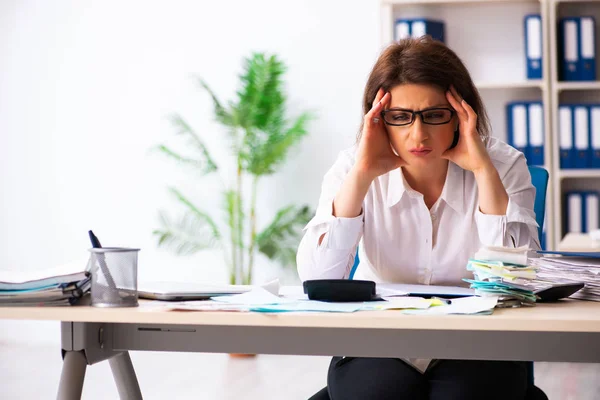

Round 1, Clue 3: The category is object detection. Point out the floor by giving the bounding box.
[2,337,600,399]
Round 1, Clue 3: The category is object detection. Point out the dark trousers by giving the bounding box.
[327,357,528,400]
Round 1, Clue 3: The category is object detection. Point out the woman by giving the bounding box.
[297,37,540,400]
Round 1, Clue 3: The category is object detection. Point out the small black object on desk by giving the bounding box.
[303,279,378,302]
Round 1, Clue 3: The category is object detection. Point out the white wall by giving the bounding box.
[0,0,380,343]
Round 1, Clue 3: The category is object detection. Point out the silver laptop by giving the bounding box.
[138,281,250,301]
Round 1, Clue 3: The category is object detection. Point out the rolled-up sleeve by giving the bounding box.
[296,149,364,281]
[475,153,541,250]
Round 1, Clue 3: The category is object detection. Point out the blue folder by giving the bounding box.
[525,14,543,79]
[507,102,529,160]
[573,105,591,168]
[580,17,597,81]
[507,101,544,166]
[538,250,600,258]
[559,17,597,81]
[559,104,576,168]
[528,102,544,166]
[565,191,584,234]
[395,19,445,43]
[590,105,600,168]
[559,18,580,81]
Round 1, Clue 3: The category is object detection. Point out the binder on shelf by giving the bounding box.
[507,102,529,161]
[580,17,597,81]
[586,191,600,233]
[559,18,580,81]
[528,102,544,165]
[559,105,576,168]
[395,19,445,43]
[525,14,543,79]
[559,17,597,81]
[567,191,583,234]
[566,191,600,234]
[591,105,600,168]
[574,105,590,168]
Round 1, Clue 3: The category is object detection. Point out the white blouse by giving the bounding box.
[297,137,541,286]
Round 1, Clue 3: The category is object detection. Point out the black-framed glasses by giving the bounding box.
[380,107,455,126]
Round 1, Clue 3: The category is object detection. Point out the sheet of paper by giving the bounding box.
[143,300,251,312]
[251,301,364,313]
[366,297,439,310]
[260,279,280,295]
[402,296,498,315]
[211,287,295,305]
[376,287,409,297]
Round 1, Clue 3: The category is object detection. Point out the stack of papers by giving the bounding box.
[0,263,91,306]
[529,252,600,301]
[465,246,537,305]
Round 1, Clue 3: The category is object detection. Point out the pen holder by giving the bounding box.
[88,247,140,307]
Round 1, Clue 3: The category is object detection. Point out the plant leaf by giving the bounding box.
[246,111,313,175]
[153,210,219,256]
[168,187,221,240]
[256,205,312,268]
[194,76,236,127]
[168,113,218,174]
[154,144,217,176]
[234,53,286,131]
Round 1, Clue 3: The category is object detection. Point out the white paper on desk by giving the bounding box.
[260,279,280,296]
[152,299,362,313]
[252,301,363,313]
[372,297,435,310]
[142,300,251,312]
[402,296,498,315]
[211,287,294,305]
[376,287,409,297]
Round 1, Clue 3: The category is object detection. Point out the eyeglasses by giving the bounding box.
[380,107,455,126]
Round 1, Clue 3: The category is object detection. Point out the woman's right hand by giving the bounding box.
[354,88,406,183]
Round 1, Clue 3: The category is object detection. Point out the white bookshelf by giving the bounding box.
[549,0,600,247]
[559,169,600,179]
[476,81,545,90]
[555,81,600,91]
[380,0,556,248]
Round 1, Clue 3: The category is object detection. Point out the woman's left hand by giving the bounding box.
[442,86,493,175]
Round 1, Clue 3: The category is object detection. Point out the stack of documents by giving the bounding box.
[0,264,90,306]
[465,246,537,305]
[529,252,600,301]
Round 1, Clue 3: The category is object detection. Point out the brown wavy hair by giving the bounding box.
[359,36,490,142]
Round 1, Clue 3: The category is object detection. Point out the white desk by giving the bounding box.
[2,299,600,399]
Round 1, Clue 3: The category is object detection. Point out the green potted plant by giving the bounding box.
[153,53,313,286]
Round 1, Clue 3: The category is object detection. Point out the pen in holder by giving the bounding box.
[88,247,140,307]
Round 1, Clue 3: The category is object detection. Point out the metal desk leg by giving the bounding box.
[59,322,143,399]
[109,352,143,400]
[57,350,87,400]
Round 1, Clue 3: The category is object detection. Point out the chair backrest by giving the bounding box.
[528,165,549,243]
[349,166,549,280]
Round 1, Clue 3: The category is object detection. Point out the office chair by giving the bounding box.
[309,166,550,400]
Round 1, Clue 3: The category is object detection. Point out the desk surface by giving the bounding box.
[2,299,600,333]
